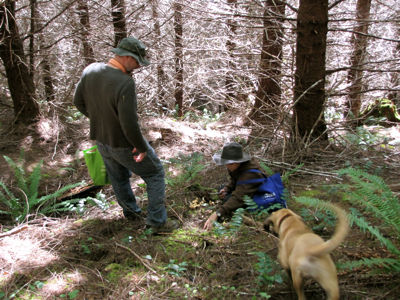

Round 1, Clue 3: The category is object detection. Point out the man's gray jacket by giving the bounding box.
[74,62,149,153]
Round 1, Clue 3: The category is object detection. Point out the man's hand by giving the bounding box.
[204,212,218,231]
[132,148,146,162]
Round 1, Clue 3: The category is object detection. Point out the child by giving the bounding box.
[204,142,267,231]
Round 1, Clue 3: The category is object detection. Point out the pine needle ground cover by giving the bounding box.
[1,116,400,299]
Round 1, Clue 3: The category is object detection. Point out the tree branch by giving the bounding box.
[329,29,400,43]
[22,0,79,42]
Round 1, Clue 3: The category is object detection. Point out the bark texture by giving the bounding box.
[292,0,328,142]
[251,0,285,122]
[174,1,183,118]
[78,0,95,65]
[111,0,127,47]
[346,0,372,118]
[0,1,40,123]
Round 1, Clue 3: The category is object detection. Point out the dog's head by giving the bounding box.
[263,209,297,236]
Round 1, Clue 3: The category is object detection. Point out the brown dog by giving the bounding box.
[264,204,349,300]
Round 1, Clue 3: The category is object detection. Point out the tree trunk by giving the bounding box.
[292,0,328,142]
[224,0,237,112]
[152,0,168,113]
[77,0,95,65]
[29,0,37,77]
[346,0,372,118]
[0,1,40,124]
[40,53,55,102]
[387,24,400,107]
[250,0,285,122]
[111,0,127,47]
[174,1,183,118]
[30,1,55,103]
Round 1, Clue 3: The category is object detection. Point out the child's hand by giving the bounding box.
[219,189,227,199]
[204,212,218,231]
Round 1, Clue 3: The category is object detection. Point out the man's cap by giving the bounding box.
[212,142,251,165]
[111,37,150,66]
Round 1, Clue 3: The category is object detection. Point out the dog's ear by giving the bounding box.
[263,218,273,232]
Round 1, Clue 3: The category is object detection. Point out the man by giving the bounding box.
[74,37,178,234]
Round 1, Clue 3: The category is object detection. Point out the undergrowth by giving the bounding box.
[0,151,108,224]
[294,167,400,273]
[211,165,400,298]
[165,152,208,188]
[2,147,400,299]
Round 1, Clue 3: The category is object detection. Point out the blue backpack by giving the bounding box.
[236,169,286,212]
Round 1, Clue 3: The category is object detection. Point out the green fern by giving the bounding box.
[348,208,400,256]
[281,163,304,185]
[294,196,400,256]
[212,208,246,237]
[166,152,207,187]
[243,195,284,217]
[338,257,400,273]
[1,154,89,223]
[337,168,400,237]
[252,251,283,286]
[260,162,274,176]
[295,168,400,274]
[294,196,341,215]
[0,181,15,215]
[229,208,245,233]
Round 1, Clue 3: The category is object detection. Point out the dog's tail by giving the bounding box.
[310,203,349,256]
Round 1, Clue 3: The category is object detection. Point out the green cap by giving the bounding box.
[111,37,150,66]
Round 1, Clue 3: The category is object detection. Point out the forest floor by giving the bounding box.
[2,106,400,299]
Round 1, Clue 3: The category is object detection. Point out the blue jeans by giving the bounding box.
[96,141,167,227]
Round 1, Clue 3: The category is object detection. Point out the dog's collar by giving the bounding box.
[278,213,293,228]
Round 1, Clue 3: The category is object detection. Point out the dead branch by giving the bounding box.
[0,224,29,238]
[115,242,158,274]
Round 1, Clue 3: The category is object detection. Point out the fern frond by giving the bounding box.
[337,168,400,236]
[40,198,86,214]
[27,159,43,201]
[294,196,339,216]
[0,181,24,221]
[260,162,274,176]
[33,182,84,207]
[281,163,304,184]
[18,189,30,223]
[296,195,400,257]
[4,155,28,193]
[230,208,245,233]
[338,257,400,272]
[349,210,400,256]
[0,181,14,209]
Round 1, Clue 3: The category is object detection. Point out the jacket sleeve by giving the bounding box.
[117,81,149,153]
[224,176,235,194]
[73,77,89,118]
[217,171,264,217]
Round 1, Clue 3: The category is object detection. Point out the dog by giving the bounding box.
[264,204,349,300]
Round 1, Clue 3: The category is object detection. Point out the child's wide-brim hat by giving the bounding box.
[212,142,251,165]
